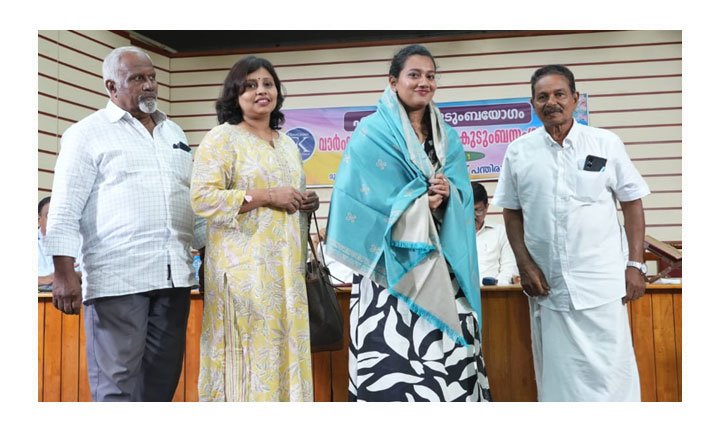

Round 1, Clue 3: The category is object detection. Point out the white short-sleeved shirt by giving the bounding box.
[492,121,650,311]
[43,101,207,301]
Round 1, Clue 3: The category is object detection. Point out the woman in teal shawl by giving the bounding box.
[325,45,491,402]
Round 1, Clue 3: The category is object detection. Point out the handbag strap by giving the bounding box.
[307,211,347,284]
[307,211,327,268]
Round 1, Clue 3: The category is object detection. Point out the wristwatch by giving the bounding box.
[626,261,647,275]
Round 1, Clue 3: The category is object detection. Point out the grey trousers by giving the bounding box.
[83,288,191,402]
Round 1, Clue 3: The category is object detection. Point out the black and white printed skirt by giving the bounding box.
[348,272,492,402]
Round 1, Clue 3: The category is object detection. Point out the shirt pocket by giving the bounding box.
[574,169,608,203]
[169,149,194,186]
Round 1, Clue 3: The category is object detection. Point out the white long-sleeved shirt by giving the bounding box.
[492,121,649,311]
[475,222,517,285]
[38,228,83,278]
[43,100,206,301]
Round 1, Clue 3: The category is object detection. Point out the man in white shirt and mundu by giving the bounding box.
[43,47,206,402]
[493,64,649,401]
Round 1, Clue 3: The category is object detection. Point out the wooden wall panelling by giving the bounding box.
[38,153,58,175]
[183,296,203,402]
[42,303,62,401]
[621,137,682,157]
[55,100,96,124]
[38,76,59,103]
[38,288,681,402]
[584,76,681,99]
[645,227,681,243]
[591,93,681,113]
[56,83,107,116]
[673,293,682,398]
[614,126,682,145]
[78,308,91,401]
[630,294,657,401]
[482,291,511,401]
[57,31,113,62]
[38,30,682,241]
[60,312,81,401]
[652,293,679,401]
[38,35,59,59]
[506,292,536,401]
[38,172,55,194]
[38,301,45,401]
[597,114,681,135]
[311,351,332,402]
[330,291,351,401]
[38,56,59,81]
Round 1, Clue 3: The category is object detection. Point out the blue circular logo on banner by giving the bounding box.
[286,127,316,161]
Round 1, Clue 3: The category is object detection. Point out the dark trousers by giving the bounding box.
[83,288,191,402]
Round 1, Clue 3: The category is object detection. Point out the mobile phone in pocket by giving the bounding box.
[583,155,607,172]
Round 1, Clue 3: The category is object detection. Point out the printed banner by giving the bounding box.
[283,94,588,186]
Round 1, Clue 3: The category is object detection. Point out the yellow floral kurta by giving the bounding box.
[191,123,312,401]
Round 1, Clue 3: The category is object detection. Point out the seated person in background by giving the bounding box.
[311,227,354,285]
[38,196,82,289]
[472,182,518,285]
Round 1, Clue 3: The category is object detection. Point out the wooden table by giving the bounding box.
[38,284,682,402]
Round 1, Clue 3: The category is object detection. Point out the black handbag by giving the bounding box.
[306,212,344,352]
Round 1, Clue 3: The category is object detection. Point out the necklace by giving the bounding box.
[241,121,275,144]
[408,107,430,143]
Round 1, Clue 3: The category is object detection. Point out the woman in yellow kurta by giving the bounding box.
[191,56,318,401]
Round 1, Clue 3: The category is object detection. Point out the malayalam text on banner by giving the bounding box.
[283,95,588,186]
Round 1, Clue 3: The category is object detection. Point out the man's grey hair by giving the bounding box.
[102,46,152,94]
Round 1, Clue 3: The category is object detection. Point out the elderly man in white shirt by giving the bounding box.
[493,65,648,402]
[471,182,517,285]
[43,46,206,402]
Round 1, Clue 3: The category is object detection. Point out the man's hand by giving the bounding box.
[310,233,320,251]
[52,256,82,315]
[39,263,79,287]
[502,208,549,297]
[619,198,646,304]
[622,267,646,304]
[38,274,54,286]
[518,259,551,297]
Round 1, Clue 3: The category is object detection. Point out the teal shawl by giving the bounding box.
[325,86,481,346]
